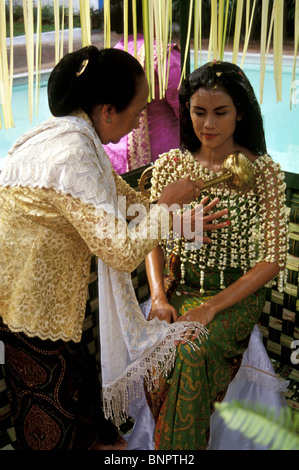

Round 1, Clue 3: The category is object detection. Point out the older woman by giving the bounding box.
[0,46,212,450]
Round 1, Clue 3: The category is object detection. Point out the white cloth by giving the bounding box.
[126,304,289,450]
[208,325,289,450]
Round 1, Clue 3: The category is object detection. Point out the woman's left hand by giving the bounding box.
[173,196,230,244]
[173,304,214,347]
[177,303,215,327]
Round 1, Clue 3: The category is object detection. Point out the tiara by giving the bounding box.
[76,59,89,77]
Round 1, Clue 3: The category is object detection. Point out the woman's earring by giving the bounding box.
[107,117,112,123]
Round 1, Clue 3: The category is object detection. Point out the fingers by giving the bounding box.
[147,306,178,324]
[205,220,231,230]
[173,327,197,346]
[201,196,220,212]
[203,208,229,223]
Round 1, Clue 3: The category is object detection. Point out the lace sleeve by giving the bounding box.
[48,188,171,273]
[255,156,289,270]
[112,169,151,216]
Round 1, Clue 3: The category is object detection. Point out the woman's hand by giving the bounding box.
[158,178,203,208]
[177,303,215,327]
[172,303,215,347]
[202,196,230,242]
[173,196,230,243]
[147,299,178,323]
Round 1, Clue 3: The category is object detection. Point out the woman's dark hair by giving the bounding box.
[48,45,145,117]
[179,61,267,155]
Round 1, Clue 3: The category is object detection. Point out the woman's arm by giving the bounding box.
[178,260,279,326]
[145,246,179,322]
[145,197,231,322]
[180,157,288,326]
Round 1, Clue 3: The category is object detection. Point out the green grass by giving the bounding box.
[6,19,81,37]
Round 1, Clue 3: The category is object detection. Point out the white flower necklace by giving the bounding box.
[151,150,288,293]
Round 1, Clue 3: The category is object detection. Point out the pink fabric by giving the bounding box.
[103,35,181,174]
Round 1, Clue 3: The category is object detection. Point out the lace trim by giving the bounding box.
[0,113,116,212]
[102,321,209,427]
[234,364,289,392]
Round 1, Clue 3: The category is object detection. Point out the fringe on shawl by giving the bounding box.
[102,322,209,427]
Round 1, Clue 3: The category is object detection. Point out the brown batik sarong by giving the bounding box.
[0,318,118,450]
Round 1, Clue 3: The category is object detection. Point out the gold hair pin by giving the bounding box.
[76,59,89,77]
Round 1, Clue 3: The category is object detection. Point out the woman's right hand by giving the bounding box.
[158,178,203,208]
[147,299,178,324]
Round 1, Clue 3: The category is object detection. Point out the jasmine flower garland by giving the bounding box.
[150,150,288,293]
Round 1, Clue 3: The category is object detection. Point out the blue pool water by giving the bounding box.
[0,53,298,174]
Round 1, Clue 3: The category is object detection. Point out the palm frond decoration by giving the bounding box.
[79,0,91,47]
[0,0,14,129]
[0,0,298,128]
[290,0,299,108]
[35,0,42,117]
[215,399,299,450]
[22,0,34,123]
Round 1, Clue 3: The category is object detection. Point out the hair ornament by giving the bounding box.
[209,59,221,66]
[216,72,222,77]
[76,59,89,77]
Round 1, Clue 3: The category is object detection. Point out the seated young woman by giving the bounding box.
[144,60,288,450]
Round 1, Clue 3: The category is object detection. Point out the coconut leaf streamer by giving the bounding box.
[220,0,230,60]
[232,0,244,64]
[240,0,256,68]
[35,0,42,116]
[103,0,111,48]
[141,0,151,99]
[0,0,14,129]
[123,0,129,51]
[132,0,138,57]
[68,0,74,52]
[210,0,218,60]
[273,0,283,102]
[8,0,13,100]
[53,0,60,64]
[193,0,202,69]
[23,0,34,123]
[80,0,91,47]
[179,0,194,85]
[290,0,299,108]
[259,0,270,104]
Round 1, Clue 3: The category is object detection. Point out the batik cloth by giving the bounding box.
[0,318,118,450]
[146,257,266,450]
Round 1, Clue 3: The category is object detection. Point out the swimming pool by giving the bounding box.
[0,73,51,170]
[0,52,298,175]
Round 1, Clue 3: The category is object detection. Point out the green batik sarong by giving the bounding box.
[146,256,266,450]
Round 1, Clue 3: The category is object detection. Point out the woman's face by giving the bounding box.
[188,87,241,151]
[94,75,149,145]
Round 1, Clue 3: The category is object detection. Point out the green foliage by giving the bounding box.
[215,399,299,450]
[5,4,81,37]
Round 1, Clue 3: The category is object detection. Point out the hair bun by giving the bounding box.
[47,45,100,116]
